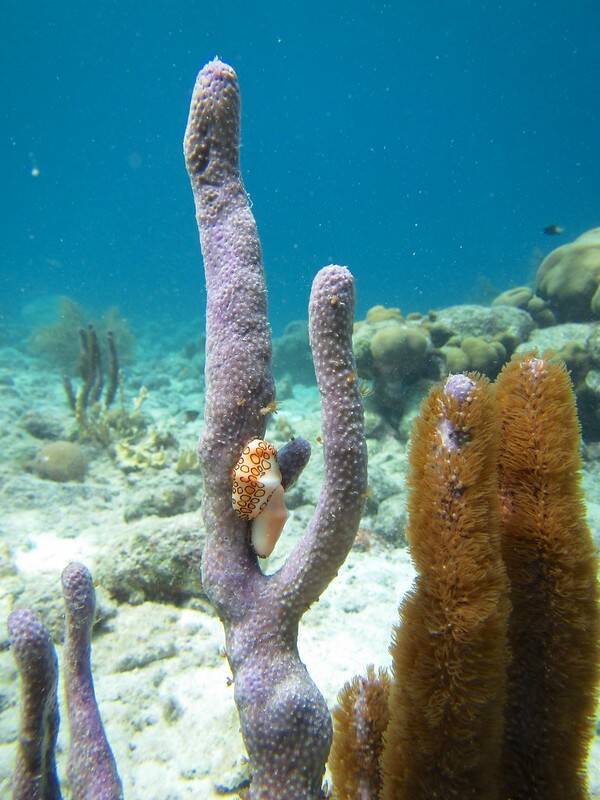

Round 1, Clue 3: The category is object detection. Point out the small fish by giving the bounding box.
[543,224,564,236]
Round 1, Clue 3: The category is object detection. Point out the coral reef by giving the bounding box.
[536,228,600,321]
[353,302,535,425]
[497,357,600,800]
[273,320,316,386]
[451,334,506,375]
[330,354,599,799]
[32,440,88,483]
[113,428,175,471]
[381,373,509,799]
[426,303,535,344]
[430,304,533,380]
[66,369,150,455]
[515,323,600,441]
[492,285,555,327]
[23,311,151,483]
[6,54,600,800]
[353,309,439,417]
[26,296,86,370]
[184,58,367,798]
[8,563,122,799]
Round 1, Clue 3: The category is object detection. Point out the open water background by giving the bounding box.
[2,0,599,333]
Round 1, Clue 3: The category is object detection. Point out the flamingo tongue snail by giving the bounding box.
[231,438,289,557]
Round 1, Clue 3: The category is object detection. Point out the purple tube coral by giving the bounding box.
[7,608,61,800]
[184,60,368,798]
[61,562,123,800]
[8,564,122,800]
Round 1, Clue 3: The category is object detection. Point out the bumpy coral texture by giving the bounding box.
[62,562,123,800]
[8,609,61,800]
[8,563,123,800]
[277,436,312,490]
[496,356,600,800]
[329,665,391,800]
[184,59,367,799]
[381,374,510,800]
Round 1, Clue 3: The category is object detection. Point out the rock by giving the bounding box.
[11,573,115,642]
[123,473,201,522]
[515,323,594,356]
[433,304,535,342]
[19,411,66,440]
[96,513,205,604]
[115,641,178,673]
[372,493,408,545]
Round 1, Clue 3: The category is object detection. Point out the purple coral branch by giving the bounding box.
[8,609,61,800]
[184,60,367,799]
[61,562,123,800]
[185,59,274,615]
[278,437,312,490]
[276,265,368,614]
[8,564,121,800]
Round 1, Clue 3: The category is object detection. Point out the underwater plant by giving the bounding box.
[26,296,87,369]
[61,323,151,449]
[27,297,134,372]
[7,59,600,800]
[63,324,120,425]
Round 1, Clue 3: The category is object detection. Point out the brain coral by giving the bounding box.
[369,325,430,381]
[34,441,88,482]
[536,228,600,321]
[353,314,437,415]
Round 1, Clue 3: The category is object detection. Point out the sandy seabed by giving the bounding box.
[1,332,599,799]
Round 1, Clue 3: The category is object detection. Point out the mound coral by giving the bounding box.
[33,440,88,483]
[536,228,600,321]
[353,312,437,414]
[491,285,555,327]
[370,325,430,380]
[459,335,506,375]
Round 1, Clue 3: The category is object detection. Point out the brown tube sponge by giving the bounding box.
[381,374,510,800]
[496,355,600,800]
[329,665,390,799]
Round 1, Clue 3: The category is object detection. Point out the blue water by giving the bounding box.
[2,0,599,335]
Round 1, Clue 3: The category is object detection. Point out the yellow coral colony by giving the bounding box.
[231,438,289,557]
